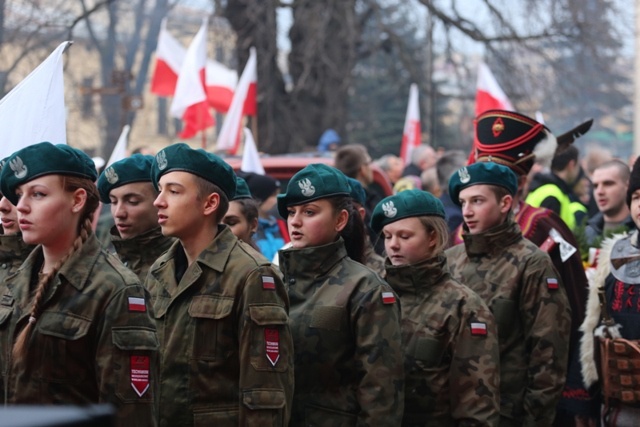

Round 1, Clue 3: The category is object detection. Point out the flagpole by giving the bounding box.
[251,115,258,149]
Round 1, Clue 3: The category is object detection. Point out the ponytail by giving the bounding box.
[12,176,98,361]
[328,196,366,264]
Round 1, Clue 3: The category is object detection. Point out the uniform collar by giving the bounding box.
[384,254,449,294]
[0,233,33,262]
[279,238,347,281]
[461,215,522,256]
[111,225,173,253]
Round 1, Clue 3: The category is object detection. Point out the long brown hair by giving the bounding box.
[12,175,99,360]
[327,195,366,264]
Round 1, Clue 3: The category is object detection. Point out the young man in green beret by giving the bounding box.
[445,161,572,427]
[145,143,293,426]
[97,154,174,281]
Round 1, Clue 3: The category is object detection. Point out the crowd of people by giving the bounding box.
[0,108,638,426]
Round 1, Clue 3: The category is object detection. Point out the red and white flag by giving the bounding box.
[217,47,258,154]
[399,83,421,165]
[206,59,237,113]
[150,19,186,97]
[0,41,70,159]
[475,62,513,116]
[170,19,214,139]
[241,128,265,175]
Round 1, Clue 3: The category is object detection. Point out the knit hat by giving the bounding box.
[97,154,154,203]
[233,176,253,200]
[150,143,236,199]
[371,189,445,234]
[472,110,557,176]
[448,162,518,207]
[276,163,351,218]
[243,172,280,203]
[627,156,640,206]
[0,142,98,206]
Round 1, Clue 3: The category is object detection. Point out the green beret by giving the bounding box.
[276,163,350,218]
[0,142,97,206]
[370,189,445,234]
[448,162,518,207]
[346,177,366,205]
[233,176,252,200]
[150,143,236,199]
[97,154,154,203]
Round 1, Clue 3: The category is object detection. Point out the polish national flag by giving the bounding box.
[170,19,214,139]
[240,127,265,175]
[205,60,237,113]
[217,47,258,154]
[399,83,421,165]
[150,19,186,97]
[475,62,513,116]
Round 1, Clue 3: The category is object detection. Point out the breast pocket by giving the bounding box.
[406,318,450,369]
[491,298,519,341]
[188,295,235,363]
[36,311,91,383]
[0,306,13,376]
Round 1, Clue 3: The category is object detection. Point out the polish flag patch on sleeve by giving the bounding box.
[547,278,559,290]
[382,291,396,304]
[128,297,146,312]
[471,322,487,336]
[262,276,276,290]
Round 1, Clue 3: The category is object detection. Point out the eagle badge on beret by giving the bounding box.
[9,156,27,179]
[458,166,470,184]
[382,201,397,218]
[104,167,119,184]
[298,178,315,197]
[156,150,168,171]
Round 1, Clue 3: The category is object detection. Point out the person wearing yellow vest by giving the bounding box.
[526,145,587,230]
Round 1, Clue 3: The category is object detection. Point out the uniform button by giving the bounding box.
[1,263,7,269]
[123,261,129,267]
[289,278,296,285]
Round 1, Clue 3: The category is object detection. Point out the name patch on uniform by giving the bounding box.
[128,297,146,312]
[382,292,396,304]
[1,294,13,307]
[130,355,150,397]
[471,322,487,336]
[265,328,280,366]
[262,276,276,290]
[547,278,559,290]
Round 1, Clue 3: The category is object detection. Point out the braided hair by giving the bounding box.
[12,176,99,360]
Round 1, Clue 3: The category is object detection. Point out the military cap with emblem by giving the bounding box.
[150,143,236,199]
[0,142,98,206]
[276,163,351,218]
[233,176,253,200]
[97,154,155,203]
[448,161,518,207]
[370,189,445,234]
[472,110,593,178]
[346,177,366,206]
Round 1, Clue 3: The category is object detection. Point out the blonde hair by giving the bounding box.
[418,215,450,254]
[12,176,99,360]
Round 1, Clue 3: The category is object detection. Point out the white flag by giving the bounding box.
[400,83,421,165]
[106,125,131,167]
[217,47,257,153]
[240,128,265,175]
[0,41,70,159]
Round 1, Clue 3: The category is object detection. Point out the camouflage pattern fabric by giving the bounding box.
[446,218,571,427]
[0,233,33,284]
[110,226,175,282]
[145,225,293,427]
[363,237,385,278]
[279,238,404,426]
[0,234,158,427]
[385,254,500,426]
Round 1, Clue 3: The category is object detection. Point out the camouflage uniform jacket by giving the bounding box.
[364,236,385,278]
[110,226,174,282]
[145,225,294,427]
[0,234,158,427]
[279,238,404,426]
[385,254,500,426]
[445,219,571,427]
[0,233,33,284]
